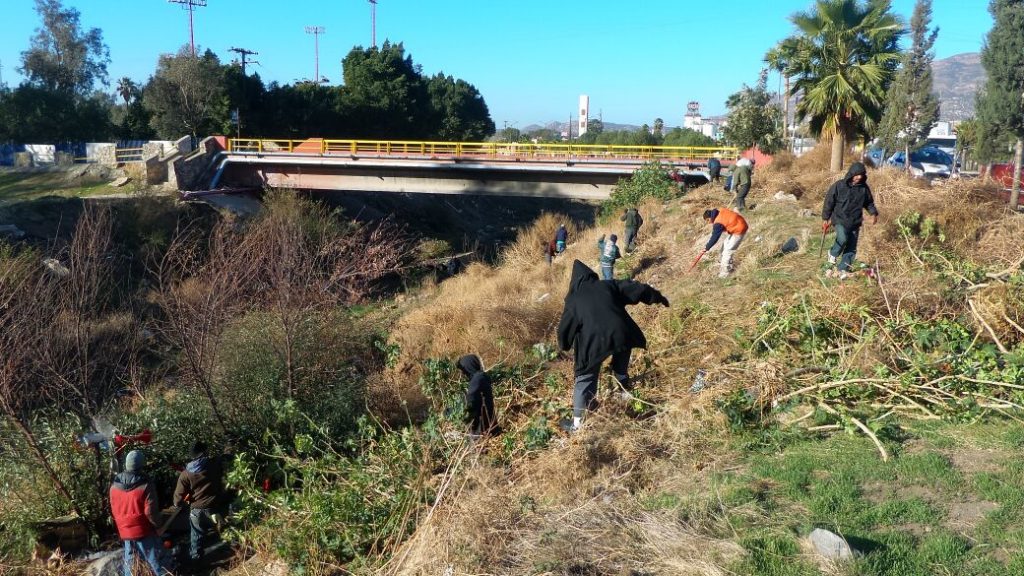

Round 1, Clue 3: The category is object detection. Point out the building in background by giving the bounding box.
[578,95,589,136]
[682,101,723,141]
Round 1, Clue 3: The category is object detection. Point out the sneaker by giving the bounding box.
[827,254,837,265]
[838,271,850,281]
[618,390,635,401]
[558,417,584,433]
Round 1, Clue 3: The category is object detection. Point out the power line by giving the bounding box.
[304,26,326,84]
[168,0,207,57]
[228,47,259,75]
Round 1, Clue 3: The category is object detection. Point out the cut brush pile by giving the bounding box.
[379,147,1023,574]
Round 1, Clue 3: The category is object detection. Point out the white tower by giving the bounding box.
[683,101,701,131]
[578,95,590,136]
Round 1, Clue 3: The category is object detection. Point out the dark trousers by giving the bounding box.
[624,227,638,251]
[733,183,751,212]
[572,349,631,418]
[466,379,496,435]
[829,223,861,272]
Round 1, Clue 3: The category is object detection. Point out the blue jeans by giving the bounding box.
[123,535,164,576]
[829,223,861,272]
[600,264,614,280]
[190,507,216,560]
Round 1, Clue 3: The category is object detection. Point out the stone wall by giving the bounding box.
[168,136,223,191]
[94,144,117,166]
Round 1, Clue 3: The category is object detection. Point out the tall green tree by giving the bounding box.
[877,0,940,170]
[722,71,784,154]
[764,36,802,150]
[425,73,494,141]
[782,0,904,172]
[338,42,431,139]
[116,77,139,106]
[976,0,1024,208]
[653,118,664,137]
[143,47,229,139]
[20,0,109,95]
[662,127,716,147]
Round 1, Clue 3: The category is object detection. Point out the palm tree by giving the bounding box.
[116,77,139,106]
[781,0,903,172]
[764,37,802,153]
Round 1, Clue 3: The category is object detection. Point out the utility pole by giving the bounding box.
[168,0,207,57]
[369,0,378,48]
[228,47,259,75]
[305,26,326,84]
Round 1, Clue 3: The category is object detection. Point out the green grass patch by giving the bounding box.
[732,532,818,576]
[0,170,115,202]
[713,425,1024,575]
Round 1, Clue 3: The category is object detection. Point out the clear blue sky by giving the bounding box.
[0,0,993,130]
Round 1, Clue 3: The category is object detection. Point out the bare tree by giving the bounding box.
[153,194,414,435]
[0,251,88,523]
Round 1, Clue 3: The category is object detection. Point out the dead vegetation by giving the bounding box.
[379,144,1024,574]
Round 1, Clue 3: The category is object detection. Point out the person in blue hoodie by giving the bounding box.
[555,224,569,254]
[174,441,224,563]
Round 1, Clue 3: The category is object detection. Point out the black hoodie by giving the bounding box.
[557,260,669,375]
[822,162,878,229]
[458,354,497,434]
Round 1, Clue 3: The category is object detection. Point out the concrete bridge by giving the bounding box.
[194,138,738,200]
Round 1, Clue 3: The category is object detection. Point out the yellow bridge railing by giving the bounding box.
[226,138,738,162]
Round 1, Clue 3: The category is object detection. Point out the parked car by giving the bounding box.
[864,148,887,168]
[886,146,954,178]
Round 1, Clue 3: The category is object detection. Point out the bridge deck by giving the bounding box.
[226,138,738,165]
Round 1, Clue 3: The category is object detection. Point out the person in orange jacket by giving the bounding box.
[702,208,749,278]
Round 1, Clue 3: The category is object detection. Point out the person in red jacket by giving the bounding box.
[702,208,749,278]
[109,450,166,576]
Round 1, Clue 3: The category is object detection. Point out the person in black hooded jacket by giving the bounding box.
[822,162,879,275]
[458,354,497,436]
[557,260,669,431]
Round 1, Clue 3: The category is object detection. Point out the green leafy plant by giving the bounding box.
[601,161,679,216]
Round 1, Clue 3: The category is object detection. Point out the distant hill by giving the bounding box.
[521,121,641,134]
[932,52,984,121]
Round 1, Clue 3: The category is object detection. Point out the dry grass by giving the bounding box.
[374,147,1023,574]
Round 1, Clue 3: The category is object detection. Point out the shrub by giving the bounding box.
[214,309,373,440]
[226,413,436,572]
[602,161,679,217]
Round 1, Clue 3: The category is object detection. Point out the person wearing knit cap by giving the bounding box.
[110,450,166,576]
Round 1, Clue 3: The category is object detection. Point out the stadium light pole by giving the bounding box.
[305,26,326,85]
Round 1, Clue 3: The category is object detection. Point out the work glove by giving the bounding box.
[654,294,670,307]
[821,221,831,233]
